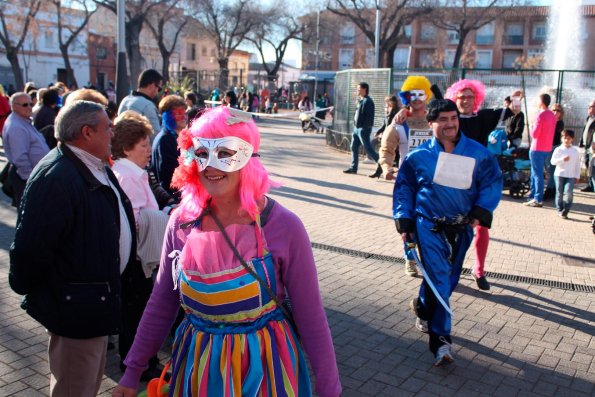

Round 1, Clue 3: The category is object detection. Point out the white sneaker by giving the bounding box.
[415,317,429,333]
[434,337,454,367]
[405,260,418,276]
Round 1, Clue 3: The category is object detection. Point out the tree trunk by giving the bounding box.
[59,45,78,88]
[161,53,170,83]
[266,74,277,98]
[218,58,229,90]
[6,50,24,91]
[126,18,144,89]
[452,30,469,69]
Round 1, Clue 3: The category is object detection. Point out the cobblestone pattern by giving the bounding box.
[0,121,593,396]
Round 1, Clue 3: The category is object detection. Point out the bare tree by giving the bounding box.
[145,0,188,82]
[431,0,519,69]
[190,0,262,90]
[53,0,96,88]
[247,6,302,92]
[326,0,433,68]
[0,0,41,90]
[94,0,164,87]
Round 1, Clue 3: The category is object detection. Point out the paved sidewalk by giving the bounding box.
[0,120,594,396]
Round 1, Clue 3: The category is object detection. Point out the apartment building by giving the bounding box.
[302,5,595,72]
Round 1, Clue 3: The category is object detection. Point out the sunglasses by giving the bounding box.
[16,102,33,108]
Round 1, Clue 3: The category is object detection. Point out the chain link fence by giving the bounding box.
[328,68,595,152]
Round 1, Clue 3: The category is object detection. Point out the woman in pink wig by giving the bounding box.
[112,106,341,397]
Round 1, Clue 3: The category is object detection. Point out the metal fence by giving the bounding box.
[328,68,595,152]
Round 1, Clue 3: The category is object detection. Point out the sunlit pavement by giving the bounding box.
[1,119,593,396]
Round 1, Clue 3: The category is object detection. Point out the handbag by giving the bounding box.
[138,361,170,397]
[0,162,14,198]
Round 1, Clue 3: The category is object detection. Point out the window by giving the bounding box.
[44,30,55,49]
[532,22,547,41]
[96,46,107,60]
[445,49,456,68]
[418,49,434,68]
[447,30,459,45]
[339,48,353,69]
[211,48,216,57]
[420,22,436,42]
[366,48,375,67]
[201,46,207,56]
[403,25,412,38]
[187,43,196,61]
[502,50,523,68]
[476,22,494,45]
[475,50,492,68]
[341,25,355,44]
[393,47,410,69]
[505,23,524,45]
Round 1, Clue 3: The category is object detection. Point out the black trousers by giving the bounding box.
[119,260,159,370]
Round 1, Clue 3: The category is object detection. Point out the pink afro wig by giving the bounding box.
[445,79,486,113]
[171,106,279,221]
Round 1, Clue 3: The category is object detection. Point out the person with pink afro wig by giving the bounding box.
[445,79,520,292]
[445,79,486,114]
[113,106,342,397]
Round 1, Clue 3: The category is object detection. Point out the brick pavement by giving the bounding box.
[0,120,593,396]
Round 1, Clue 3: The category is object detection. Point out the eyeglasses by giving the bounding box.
[16,102,33,108]
[553,109,561,112]
[456,95,475,101]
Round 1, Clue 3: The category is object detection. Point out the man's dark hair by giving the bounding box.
[426,99,459,122]
[540,93,551,107]
[561,129,575,139]
[358,82,369,95]
[504,96,511,103]
[138,69,163,89]
[41,88,60,106]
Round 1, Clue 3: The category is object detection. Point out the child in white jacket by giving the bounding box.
[550,129,581,218]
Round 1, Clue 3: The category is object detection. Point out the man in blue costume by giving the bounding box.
[393,99,502,366]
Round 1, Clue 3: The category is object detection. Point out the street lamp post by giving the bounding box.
[374,0,381,68]
[313,9,320,99]
[115,0,129,104]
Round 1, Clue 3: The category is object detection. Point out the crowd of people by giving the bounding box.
[3,68,341,397]
[342,77,595,365]
[1,68,594,395]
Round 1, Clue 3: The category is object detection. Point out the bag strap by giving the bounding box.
[207,206,297,328]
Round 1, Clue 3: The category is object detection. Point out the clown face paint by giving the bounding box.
[409,89,427,102]
[187,136,255,172]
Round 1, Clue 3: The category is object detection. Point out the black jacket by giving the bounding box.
[580,116,595,149]
[354,95,375,129]
[9,144,137,339]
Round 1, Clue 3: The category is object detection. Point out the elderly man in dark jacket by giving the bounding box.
[9,100,136,397]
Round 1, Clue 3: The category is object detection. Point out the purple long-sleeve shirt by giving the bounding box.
[120,199,342,397]
[2,113,49,180]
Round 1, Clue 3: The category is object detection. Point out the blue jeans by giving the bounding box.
[545,150,556,190]
[350,127,379,171]
[529,150,548,202]
[555,176,575,213]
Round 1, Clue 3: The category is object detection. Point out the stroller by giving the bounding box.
[299,112,322,133]
[497,148,531,198]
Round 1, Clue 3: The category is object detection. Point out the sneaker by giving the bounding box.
[405,260,418,276]
[434,337,454,367]
[415,317,429,333]
[342,168,357,174]
[523,198,535,206]
[561,210,569,219]
[525,201,543,207]
[473,275,490,291]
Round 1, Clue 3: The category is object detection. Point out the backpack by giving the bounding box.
[487,109,508,155]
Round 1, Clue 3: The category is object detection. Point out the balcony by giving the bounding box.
[504,35,524,46]
[476,35,494,45]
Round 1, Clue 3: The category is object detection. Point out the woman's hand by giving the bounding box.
[111,385,137,397]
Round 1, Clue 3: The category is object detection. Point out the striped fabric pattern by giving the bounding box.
[169,253,311,396]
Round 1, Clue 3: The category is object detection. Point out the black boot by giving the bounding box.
[369,165,382,178]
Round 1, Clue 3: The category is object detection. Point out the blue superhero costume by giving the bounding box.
[393,133,502,354]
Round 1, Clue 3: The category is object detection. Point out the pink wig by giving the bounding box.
[171,106,279,221]
[445,79,486,113]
